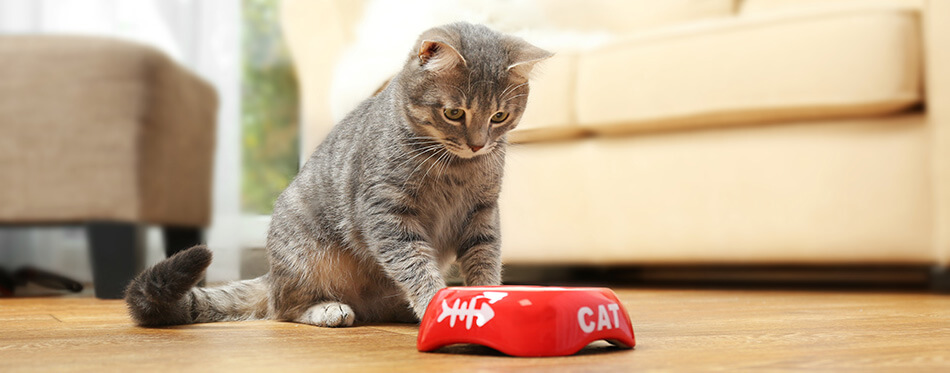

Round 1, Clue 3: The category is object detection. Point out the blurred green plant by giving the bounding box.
[241,0,299,214]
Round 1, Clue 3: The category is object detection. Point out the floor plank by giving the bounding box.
[2,288,949,371]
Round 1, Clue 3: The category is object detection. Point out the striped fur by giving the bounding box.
[125,23,550,327]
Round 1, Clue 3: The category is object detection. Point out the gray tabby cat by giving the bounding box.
[125,22,551,327]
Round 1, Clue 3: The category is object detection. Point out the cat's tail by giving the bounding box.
[124,245,270,327]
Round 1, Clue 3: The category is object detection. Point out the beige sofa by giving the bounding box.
[280,0,949,279]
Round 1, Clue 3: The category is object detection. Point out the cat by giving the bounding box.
[125,22,551,327]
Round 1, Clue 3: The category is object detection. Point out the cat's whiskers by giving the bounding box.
[486,153,504,175]
[401,146,442,163]
[500,82,528,100]
[400,141,441,152]
[401,136,442,147]
[405,145,446,186]
[391,143,443,172]
[401,136,443,150]
[402,141,443,151]
[402,139,442,150]
[500,82,516,98]
[403,135,442,142]
[403,140,441,147]
[401,139,443,150]
[479,141,506,172]
[493,149,506,170]
[421,147,452,183]
[401,143,442,155]
[395,143,445,171]
[502,93,528,104]
[438,149,457,176]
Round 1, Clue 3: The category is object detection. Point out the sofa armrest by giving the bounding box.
[280,0,364,162]
[926,0,950,266]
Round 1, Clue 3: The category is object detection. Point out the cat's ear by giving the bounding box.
[507,40,554,79]
[418,39,467,72]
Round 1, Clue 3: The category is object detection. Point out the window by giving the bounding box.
[241,0,299,214]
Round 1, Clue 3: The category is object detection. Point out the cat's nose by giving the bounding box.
[469,144,483,153]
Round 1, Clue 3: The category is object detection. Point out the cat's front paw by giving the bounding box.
[413,302,429,320]
[412,287,443,320]
[298,302,356,327]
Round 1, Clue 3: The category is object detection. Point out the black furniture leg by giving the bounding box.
[0,268,15,297]
[163,225,205,286]
[87,222,144,299]
[932,266,950,293]
[162,225,203,258]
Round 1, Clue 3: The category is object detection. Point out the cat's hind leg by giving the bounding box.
[295,301,356,327]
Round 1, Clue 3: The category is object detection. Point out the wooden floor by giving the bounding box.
[2,288,949,372]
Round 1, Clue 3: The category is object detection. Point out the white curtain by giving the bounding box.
[0,0,244,282]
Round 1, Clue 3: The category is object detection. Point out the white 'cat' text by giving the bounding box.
[577,303,622,333]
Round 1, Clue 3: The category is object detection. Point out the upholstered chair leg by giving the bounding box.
[86,222,145,299]
[162,225,203,258]
[162,225,205,286]
[932,267,950,293]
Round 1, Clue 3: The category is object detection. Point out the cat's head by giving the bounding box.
[397,22,552,159]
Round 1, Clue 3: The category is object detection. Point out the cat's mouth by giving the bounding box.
[442,139,491,159]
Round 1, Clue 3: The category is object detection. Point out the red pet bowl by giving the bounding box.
[417,286,636,357]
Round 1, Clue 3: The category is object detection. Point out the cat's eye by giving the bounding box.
[444,108,465,121]
[491,111,509,123]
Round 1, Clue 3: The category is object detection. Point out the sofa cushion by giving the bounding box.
[501,115,933,264]
[509,0,738,143]
[739,0,922,15]
[574,2,922,135]
[508,52,588,143]
[536,0,737,35]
